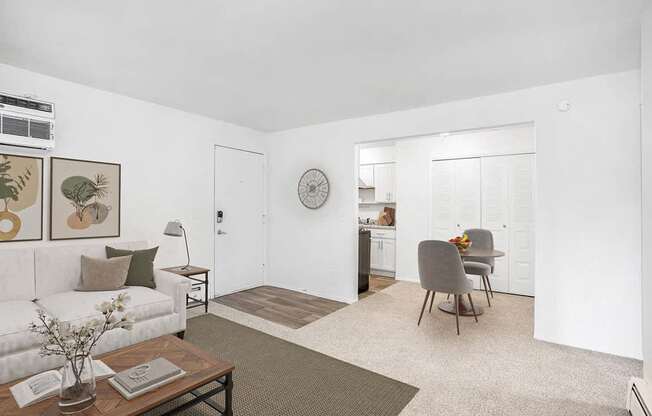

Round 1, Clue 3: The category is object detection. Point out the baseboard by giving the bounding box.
[213,283,264,299]
[263,281,356,304]
[371,269,396,278]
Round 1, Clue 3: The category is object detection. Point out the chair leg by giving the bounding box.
[418,290,430,326]
[481,276,491,307]
[486,275,494,298]
[428,291,436,313]
[454,295,460,335]
[467,293,478,322]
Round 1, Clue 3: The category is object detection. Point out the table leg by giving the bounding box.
[225,372,233,416]
[204,272,209,313]
[438,295,484,316]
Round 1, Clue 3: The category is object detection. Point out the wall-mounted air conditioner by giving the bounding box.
[0,92,55,150]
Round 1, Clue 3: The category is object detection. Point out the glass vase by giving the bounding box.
[59,355,96,414]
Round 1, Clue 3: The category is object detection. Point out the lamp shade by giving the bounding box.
[164,220,183,237]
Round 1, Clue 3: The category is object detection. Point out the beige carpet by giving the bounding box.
[189,281,642,416]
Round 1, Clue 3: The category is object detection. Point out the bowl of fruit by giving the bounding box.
[449,234,472,252]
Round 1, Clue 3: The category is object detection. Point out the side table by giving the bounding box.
[161,266,210,314]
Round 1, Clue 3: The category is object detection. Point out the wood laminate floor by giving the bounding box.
[212,286,347,329]
[359,275,398,300]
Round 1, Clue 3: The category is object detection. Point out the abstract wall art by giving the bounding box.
[50,157,120,240]
[0,153,43,242]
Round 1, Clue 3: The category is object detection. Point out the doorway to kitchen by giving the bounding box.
[355,123,536,300]
[356,142,398,299]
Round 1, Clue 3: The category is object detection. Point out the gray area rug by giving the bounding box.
[147,314,418,416]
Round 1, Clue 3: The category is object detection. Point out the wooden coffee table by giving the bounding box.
[0,335,234,416]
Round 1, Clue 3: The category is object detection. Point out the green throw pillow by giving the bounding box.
[106,246,159,288]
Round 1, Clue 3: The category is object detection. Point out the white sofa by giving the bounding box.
[0,241,191,384]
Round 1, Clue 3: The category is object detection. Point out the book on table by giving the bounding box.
[10,360,115,408]
[108,357,186,400]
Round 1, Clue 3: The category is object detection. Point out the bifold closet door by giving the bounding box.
[481,157,510,293]
[431,160,457,241]
[507,155,535,296]
[481,154,535,296]
[431,158,482,288]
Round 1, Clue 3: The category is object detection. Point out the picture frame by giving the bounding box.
[0,153,44,242]
[50,157,121,240]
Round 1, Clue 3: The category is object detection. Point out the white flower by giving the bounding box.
[96,301,112,314]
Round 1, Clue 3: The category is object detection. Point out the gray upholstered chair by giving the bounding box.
[463,228,494,306]
[417,240,478,335]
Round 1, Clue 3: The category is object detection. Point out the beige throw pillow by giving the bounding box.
[77,255,132,291]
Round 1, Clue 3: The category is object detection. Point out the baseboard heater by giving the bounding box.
[627,378,651,416]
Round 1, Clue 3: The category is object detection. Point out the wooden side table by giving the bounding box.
[161,266,210,313]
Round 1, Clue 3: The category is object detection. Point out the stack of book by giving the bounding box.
[108,358,185,400]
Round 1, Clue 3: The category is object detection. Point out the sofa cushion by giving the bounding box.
[34,241,148,298]
[0,248,35,302]
[0,301,42,355]
[106,246,158,288]
[78,255,132,291]
[35,286,174,325]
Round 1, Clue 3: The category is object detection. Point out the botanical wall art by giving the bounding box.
[0,153,43,242]
[50,157,120,240]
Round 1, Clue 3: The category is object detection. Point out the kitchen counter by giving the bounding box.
[358,224,396,230]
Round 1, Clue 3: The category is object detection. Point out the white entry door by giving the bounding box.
[214,146,265,297]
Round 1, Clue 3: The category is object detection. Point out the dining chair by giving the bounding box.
[463,228,495,306]
[417,240,478,335]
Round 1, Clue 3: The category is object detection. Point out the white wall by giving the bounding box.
[0,63,265,298]
[395,137,432,280]
[641,5,652,379]
[359,145,396,164]
[431,124,535,160]
[267,70,642,358]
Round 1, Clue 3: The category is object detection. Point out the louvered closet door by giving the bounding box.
[481,157,510,293]
[507,154,535,295]
[454,158,482,233]
[432,159,483,289]
[431,160,457,241]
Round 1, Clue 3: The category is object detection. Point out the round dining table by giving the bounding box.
[437,247,505,316]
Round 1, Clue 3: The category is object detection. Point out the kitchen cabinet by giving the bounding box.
[380,238,396,271]
[359,165,374,187]
[369,228,396,274]
[370,238,383,270]
[374,164,396,202]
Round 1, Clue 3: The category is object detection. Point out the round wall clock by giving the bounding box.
[298,169,329,209]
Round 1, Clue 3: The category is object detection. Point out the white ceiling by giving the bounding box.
[0,1,647,131]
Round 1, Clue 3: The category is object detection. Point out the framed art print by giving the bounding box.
[0,153,43,242]
[50,157,121,240]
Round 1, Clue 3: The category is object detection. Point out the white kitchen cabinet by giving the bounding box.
[374,164,396,202]
[359,165,374,187]
[370,229,396,274]
[370,238,383,270]
[380,239,396,271]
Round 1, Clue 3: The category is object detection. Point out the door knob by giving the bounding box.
[217,230,228,235]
